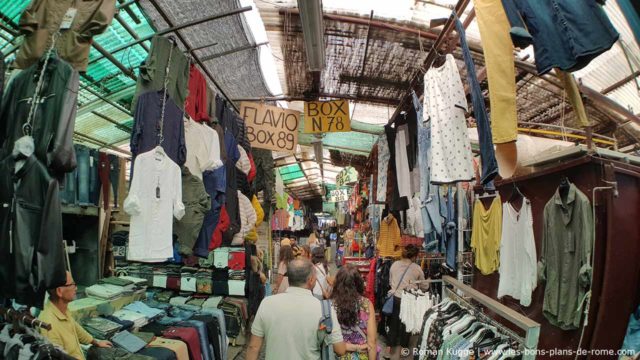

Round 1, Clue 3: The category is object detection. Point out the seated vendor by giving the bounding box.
[39,271,113,360]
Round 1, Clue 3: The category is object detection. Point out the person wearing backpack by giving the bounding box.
[247,259,347,360]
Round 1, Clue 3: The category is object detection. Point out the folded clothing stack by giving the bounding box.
[111,231,129,267]
[180,267,198,292]
[118,275,148,287]
[85,284,126,300]
[111,330,148,353]
[228,270,245,281]
[123,301,166,320]
[99,276,136,291]
[112,309,149,329]
[196,269,213,294]
[81,317,122,339]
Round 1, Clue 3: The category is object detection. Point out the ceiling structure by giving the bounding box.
[1,0,639,200]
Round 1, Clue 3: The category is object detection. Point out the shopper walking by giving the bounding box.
[300,244,312,260]
[311,247,332,300]
[247,259,347,360]
[274,245,295,294]
[331,265,378,360]
[386,245,425,359]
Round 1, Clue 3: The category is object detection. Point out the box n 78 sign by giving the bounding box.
[303,100,351,133]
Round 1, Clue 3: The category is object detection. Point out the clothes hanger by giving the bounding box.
[559,176,571,202]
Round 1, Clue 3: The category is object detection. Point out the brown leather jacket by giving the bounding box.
[15,0,116,71]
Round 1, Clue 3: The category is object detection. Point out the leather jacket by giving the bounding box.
[0,55,78,180]
[0,155,66,308]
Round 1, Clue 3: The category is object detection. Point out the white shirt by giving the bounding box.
[497,198,537,306]
[252,287,343,360]
[236,145,251,175]
[124,148,185,262]
[395,124,412,198]
[184,117,223,180]
[232,190,257,245]
[312,264,329,300]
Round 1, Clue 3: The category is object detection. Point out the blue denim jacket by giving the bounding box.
[501,0,619,74]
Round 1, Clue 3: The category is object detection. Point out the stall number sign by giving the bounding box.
[327,188,351,203]
[336,166,358,187]
[303,100,351,133]
[240,102,299,152]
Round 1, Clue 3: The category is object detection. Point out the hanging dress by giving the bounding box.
[423,54,474,184]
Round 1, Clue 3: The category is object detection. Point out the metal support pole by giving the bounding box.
[91,111,132,133]
[114,13,149,51]
[79,77,133,117]
[91,42,136,80]
[88,6,252,66]
[201,42,268,62]
[456,182,464,283]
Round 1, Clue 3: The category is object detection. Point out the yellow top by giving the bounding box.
[39,301,94,360]
[471,196,503,275]
[377,215,402,258]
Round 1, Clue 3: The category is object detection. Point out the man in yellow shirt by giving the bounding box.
[39,271,112,359]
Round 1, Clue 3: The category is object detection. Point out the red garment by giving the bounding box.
[365,258,376,306]
[162,327,202,360]
[209,206,230,251]
[228,249,246,270]
[351,238,360,252]
[185,64,209,122]
[247,152,257,182]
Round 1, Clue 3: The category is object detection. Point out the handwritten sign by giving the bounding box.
[303,100,351,133]
[240,102,299,152]
[336,166,358,187]
[326,188,352,203]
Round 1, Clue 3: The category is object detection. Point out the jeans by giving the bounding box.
[108,154,120,207]
[76,145,91,205]
[89,150,101,206]
[376,133,390,202]
[177,320,212,360]
[620,305,640,359]
[99,153,110,210]
[199,308,228,360]
[444,187,457,270]
[60,168,77,205]
[475,0,518,145]
[455,17,499,185]
[500,0,618,75]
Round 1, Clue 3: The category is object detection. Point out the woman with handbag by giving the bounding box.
[384,245,424,359]
[331,264,379,360]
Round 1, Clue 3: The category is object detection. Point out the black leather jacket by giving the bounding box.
[0,155,66,308]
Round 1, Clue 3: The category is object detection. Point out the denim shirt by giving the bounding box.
[501,0,619,74]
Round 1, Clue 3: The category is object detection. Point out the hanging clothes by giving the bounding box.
[376,134,390,202]
[14,0,117,71]
[454,17,499,185]
[539,183,593,330]
[131,90,187,168]
[443,187,458,270]
[174,167,210,256]
[377,215,402,258]
[231,190,257,246]
[423,54,475,184]
[497,198,537,306]
[196,166,226,256]
[124,149,185,262]
[0,54,78,178]
[183,117,223,180]
[395,124,412,199]
[0,155,66,308]
[185,64,209,122]
[470,195,502,275]
[500,0,619,74]
[132,36,190,111]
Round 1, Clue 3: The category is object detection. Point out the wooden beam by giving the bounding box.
[601,70,640,94]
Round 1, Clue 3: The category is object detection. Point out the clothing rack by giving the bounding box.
[442,276,540,359]
[0,307,52,331]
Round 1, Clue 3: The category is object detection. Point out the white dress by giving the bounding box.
[497,198,537,306]
[423,54,474,183]
[124,148,185,262]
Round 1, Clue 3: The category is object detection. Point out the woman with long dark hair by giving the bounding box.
[331,264,378,360]
[274,245,295,294]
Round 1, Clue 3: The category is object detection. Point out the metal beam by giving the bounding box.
[88,6,252,66]
[146,1,251,113]
[356,10,374,96]
[91,42,137,80]
[601,70,640,94]
[114,13,149,51]
[73,132,132,157]
[231,93,400,106]
[79,78,133,117]
[91,111,132,133]
[201,42,268,62]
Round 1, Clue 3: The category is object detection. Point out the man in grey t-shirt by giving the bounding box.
[247,259,346,360]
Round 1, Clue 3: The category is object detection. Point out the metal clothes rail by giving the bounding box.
[442,276,540,360]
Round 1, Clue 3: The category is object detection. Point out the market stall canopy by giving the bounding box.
[0,0,273,154]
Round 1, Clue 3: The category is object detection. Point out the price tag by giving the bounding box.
[60,8,77,30]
